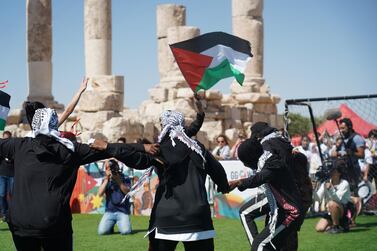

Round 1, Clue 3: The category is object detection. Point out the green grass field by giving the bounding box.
[0,215,376,250]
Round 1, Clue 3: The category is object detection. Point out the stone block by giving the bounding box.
[252,112,269,123]
[167,26,200,44]
[201,121,223,142]
[173,99,196,118]
[205,90,222,100]
[232,0,263,17]
[207,99,222,107]
[177,88,194,99]
[157,4,186,38]
[271,95,281,104]
[88,75,124,93]
[230,78,265,94]
[235,93,272,104]
[224,106,241,120]
[205,111,225,120]
[221,94,233,104]
[149,87,168,103]
[167,88,178,100]
[79,91,123,112]
[7,109,22,125]
[225,128,239,146]
[78,111,119,131]
[254,104,277,114]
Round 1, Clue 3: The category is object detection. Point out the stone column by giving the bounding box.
[84,0,112,76]
[27,0,53,103]
[231,0,265,94]
[156,4,185,80]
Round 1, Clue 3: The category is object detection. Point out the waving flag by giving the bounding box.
[170,32,252,92]
[0,90,10,130]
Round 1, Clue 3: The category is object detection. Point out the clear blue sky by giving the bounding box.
[1,0,376,112]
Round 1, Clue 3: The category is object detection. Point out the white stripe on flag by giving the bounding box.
[201,44,251,73]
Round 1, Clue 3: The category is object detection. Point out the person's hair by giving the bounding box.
[237,138,263,169]
[332,158,347,178]
[3,131,12,138]
[301,135,310,142]
[368,129,377,138]
[24,101,46,126]
[117,137,126,143]
[340,118,353,130]
[216,134,228,145]
[136,137,152,144]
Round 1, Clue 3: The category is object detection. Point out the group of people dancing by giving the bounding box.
[0,78,313,251]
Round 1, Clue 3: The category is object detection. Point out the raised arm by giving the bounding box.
[58,77,88,127]
[185,93,205,137]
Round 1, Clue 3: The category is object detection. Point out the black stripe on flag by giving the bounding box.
[170,32,252,57]
[0,90,11,108]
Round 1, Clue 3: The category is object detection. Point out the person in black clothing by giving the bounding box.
[0,131,14,223]
[147,109,230,251]
[0,103,160,251]
[230,137,304,251]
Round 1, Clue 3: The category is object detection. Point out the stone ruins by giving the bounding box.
[6,0,282,150]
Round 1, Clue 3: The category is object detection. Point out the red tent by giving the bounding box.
[316,104,377,137]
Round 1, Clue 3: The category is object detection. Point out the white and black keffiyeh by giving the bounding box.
[158,110,205,161]
[27,108,75,151]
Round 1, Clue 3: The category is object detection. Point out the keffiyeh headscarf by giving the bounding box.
[158,110,205,161]
[27,108,75,151]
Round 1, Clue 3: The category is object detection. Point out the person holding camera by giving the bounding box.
[98,160,132,235]
[315,159,352,234]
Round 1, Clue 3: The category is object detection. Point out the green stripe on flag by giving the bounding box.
[196,59,245,92]
[0,118,6,131]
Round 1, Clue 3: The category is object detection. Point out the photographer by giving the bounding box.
[98,160,132,235]
[315,159,352,234]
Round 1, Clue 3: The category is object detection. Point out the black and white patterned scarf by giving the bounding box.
[158,110,205,161]
[27,108,75,151]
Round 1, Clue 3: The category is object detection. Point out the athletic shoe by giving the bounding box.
[326,225,342,234]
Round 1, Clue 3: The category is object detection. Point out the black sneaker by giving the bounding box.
[326,225,342,234]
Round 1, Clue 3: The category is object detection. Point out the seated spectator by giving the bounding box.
[230,130,246,160]
[98,160,132,235]
[315,159,352,234]
[212,134,230,160]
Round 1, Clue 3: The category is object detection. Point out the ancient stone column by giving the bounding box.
[156,4,185,80]
[84,0,112,76]
[231,0,265,93]
[27,0,53,103]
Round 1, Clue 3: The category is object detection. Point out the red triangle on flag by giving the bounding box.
[170,47,213,92]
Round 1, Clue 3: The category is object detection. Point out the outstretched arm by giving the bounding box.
[58,77,88,127]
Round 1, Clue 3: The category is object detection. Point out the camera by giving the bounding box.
[108,159,121,176]
[315,158,334,182]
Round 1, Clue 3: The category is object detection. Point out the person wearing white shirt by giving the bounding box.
[315,159,351,234]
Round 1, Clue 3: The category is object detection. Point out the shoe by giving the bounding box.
[326,225,342,234]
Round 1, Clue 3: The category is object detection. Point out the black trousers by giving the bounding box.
[149,231,214,251]
[239,196,299,251]
[11,232,73,251]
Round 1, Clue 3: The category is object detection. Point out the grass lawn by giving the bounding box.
[0,215,376,250]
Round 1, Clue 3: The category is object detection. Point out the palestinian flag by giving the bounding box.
[170,32,252,92]
[0,90,10,130]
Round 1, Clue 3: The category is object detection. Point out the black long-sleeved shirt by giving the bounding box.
[0,135,154,237]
